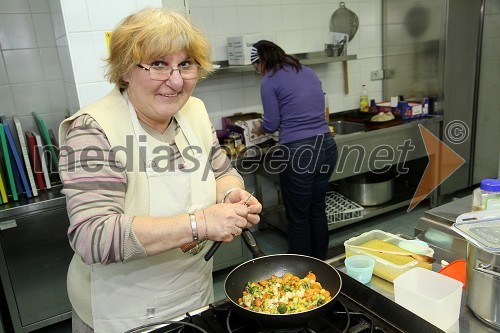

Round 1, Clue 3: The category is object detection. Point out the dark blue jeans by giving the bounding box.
[278,133,337,260]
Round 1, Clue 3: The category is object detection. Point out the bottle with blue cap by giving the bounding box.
[472,179,500,211]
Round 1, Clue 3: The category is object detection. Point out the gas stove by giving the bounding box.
[126,271,443,333]
[127,297,397,333]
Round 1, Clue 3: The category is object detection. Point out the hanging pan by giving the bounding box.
[329,2,359,42]
[329,2,359,94]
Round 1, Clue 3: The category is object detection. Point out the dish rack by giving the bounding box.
[325,191,364,224]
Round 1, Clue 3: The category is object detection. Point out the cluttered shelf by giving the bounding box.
[258,177,419,233]
[0,113,62,213]
[0,185,64,219]
[211,52,357,75]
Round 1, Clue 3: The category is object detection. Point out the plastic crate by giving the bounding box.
[325,191,364,224]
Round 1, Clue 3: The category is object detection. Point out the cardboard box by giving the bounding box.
[221,112,278,147]
[222,112,263,130]
[370,96,399,114]
[371,101,395,114]
[227,34,277,65]
[371,98,429,120]
[393,98,429,119]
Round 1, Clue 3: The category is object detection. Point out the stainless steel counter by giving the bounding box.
[326,194,500,333]
[0,186,73,332]
[232,115,442,177]
[421,195,472,225]
[329,115,442,181]
[244,115,443,232]
[418,195,473,238]
[333,259,499,333]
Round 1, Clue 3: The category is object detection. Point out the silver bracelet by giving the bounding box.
[221,187,242,203]
[189,213,198,241]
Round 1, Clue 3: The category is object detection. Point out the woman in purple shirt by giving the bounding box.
[251,40,338,260]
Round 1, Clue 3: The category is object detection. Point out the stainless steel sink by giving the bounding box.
[329,120,365,135]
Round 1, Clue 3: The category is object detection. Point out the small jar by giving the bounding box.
[223,138,236,156]
[472,178,500,211]
[223,138,235,149]
[229,133,242,147]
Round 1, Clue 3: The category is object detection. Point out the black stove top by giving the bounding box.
[199,295,401,333]
[133,296,394,333]
[128,271,443,333]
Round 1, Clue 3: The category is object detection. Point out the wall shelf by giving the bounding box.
[210,52,357,75]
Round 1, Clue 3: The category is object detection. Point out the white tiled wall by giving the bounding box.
[58,0,168,111]
[0,0,69,134]
[1,0,384,205]
[189,0,383,129]
[56,0,383,125]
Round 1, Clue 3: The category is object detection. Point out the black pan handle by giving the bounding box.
[204,229,265,261]
[204,241,221,261]
[241,229,266,258]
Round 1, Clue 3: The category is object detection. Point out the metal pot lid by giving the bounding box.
[452,211,500,253]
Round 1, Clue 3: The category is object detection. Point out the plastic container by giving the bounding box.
[344,230,434,282]
[344,255,375,284]
[394,267,463,330]
[360,85,369,112]
[398,240,430,254]
[453,210,500,253]
[438,259,466,290]
[472,178,500,211]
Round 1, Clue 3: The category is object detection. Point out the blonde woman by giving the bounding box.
[59,8,261,332]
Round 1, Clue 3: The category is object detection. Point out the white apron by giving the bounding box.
[90,97,216,333]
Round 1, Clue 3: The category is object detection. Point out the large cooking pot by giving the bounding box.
[339,171,394,206]
[466,242,500,328]
[224,231,342,329]
[453,211,500,329]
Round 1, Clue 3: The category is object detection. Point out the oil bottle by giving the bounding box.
[360,85,369,112]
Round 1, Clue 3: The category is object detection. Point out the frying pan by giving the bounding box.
[224,230,342,329]
[329,2,359,43]
[329,1,359,94]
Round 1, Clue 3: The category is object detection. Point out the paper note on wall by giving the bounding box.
[105,32,112,56]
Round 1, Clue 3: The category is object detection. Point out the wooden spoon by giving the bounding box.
[349,245,435,264]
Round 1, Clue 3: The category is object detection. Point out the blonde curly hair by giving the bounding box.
[105,7,213,89]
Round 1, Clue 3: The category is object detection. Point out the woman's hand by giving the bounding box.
[204,189,262,241]
[202,203,249,242]
[223,189,262,228]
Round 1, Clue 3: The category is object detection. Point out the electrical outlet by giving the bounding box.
[371,69,384,81]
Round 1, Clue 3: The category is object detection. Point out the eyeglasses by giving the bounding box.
[137,63,200,81]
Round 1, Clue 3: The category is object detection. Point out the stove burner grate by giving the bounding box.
[138,296,392,333]
[124,313,212,333]
[208,299,382,333]
[226,308,318,333]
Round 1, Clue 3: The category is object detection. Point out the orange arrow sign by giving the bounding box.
[408,124,465,211]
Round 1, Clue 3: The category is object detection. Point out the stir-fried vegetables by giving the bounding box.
[237,272,332,314]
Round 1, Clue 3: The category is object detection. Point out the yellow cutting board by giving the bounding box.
[358,239,414,265]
